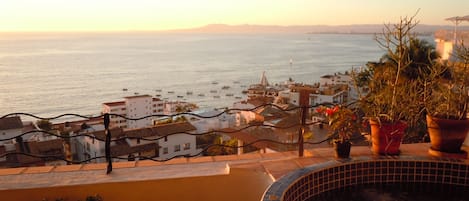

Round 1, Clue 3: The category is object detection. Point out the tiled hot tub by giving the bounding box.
[262,156,469,201]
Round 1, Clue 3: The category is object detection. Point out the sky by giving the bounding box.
[0,0,468,32]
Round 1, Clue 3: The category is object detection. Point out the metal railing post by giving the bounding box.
[298,106,305,157]
[297,88,313,157]
[104,113,112,174]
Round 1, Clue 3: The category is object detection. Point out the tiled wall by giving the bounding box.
[262,156,469,201]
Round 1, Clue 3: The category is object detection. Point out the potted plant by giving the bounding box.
[316,105,361,158]
[353,15,426,155]
[424,44,469,155]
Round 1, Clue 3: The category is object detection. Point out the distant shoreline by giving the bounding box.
[2,23,469,34]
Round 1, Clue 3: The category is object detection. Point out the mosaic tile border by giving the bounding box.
[262,156,469,201]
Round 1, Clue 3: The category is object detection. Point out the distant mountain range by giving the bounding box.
[168,24,469,34]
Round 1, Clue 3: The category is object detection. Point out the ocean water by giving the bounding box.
[0,32,421,120]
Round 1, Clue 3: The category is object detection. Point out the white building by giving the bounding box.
[319,72,351,86]
[73,121,199,163]
[434,29,469,61]
[102,95,166,129]
[188,110,236,134]
[0,117,66,167]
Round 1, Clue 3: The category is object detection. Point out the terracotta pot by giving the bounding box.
[426,115,469,153]
[334,140,351,158]
[369,120,407,155]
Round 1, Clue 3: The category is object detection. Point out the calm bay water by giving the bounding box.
[0,32,421,120]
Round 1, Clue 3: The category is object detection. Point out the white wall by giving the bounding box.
[126,96,153,129]
[158,134,197,159]
[0,128,23,145]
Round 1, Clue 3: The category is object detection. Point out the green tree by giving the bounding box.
[36,119,52,131]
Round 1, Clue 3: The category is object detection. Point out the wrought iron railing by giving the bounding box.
[0,103,341,174]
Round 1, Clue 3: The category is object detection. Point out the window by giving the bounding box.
[174,145,181,152]
[183,143,190,150]
[163,147,168,154]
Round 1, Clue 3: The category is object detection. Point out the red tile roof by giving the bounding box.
[0,116,23,130]
[102,101,125,107]
[88,122,196,140]
[124,95,152,99]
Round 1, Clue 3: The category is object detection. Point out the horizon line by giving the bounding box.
[0,23,464,33]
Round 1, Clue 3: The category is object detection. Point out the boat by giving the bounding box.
[168,91,175,94]
[134,92,139,95]
[213,95,220,98]
[155,94,161,97]
[226,93,234,96]
[177,95,184,98]
[186,91,193,95]
[235,96,242,99]
[210,90,217,93]
[212,81,219,85]
[198,93,205,97]
[221,86,230,90]
[122,88,128,91]
[155,89,162,92]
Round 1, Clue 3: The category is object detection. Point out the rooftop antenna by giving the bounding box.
[445,15,469,44]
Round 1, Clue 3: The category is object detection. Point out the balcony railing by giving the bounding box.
[0,103,348,174]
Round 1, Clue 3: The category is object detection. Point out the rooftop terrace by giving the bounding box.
[1,143,468,201]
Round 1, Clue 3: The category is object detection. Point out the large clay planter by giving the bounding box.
[426,115,469,153]
[369,120,407,155]
[333,140,351,158]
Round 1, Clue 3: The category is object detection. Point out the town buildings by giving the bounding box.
[102,95,196,129]
[68,120,199,163]
[434,29,469,60]
[0,116,65,167]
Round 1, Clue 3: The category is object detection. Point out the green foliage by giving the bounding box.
[424,44,469,120]
[355,15,431,127]
[316,105,361,142]
[353,14,447,142]
[36,119,52,131]
[85,195,103,201]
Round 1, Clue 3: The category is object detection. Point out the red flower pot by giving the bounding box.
[369,120,407,155]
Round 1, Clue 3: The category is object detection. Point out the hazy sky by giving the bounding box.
[0,0,468,32]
